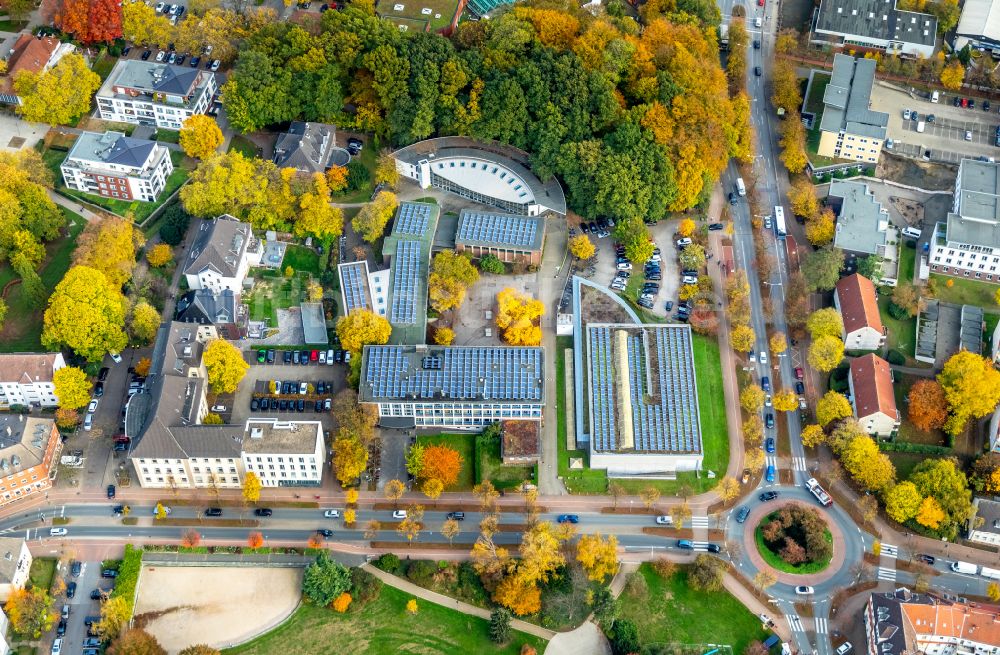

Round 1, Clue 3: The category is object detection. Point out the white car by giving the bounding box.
[153,506,172,515]
[323,509,341,518]
[155,1,165,10]
[51,638,62,655]
[49,528,68,537]
[616,262,632,271]
[650,254,661,262]
[681,275,698,285]
[169,3,178,14]
[299,382,308,395]
[764,395,772,407]
[795,585,814,595]
[319,351,327,364]
[759,352,768,365]
[83,414,93,431]
[326,349,335,365]
[87,399,99,414]
[110,352,122,364]
[654,515,672,525]
[965,130,973,141]
[676,238,692,248]
[392,510,407,519]
[155,51,166,62]
[210,405,226,412]
[835,643,853,655]
[210,59,221,71]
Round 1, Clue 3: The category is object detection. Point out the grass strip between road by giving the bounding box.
[154,517,261,528]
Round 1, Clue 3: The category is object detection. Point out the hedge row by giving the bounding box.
[877,440,951,455]
[111,544,142,614]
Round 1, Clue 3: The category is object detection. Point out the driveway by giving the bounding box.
[60,559,105,655]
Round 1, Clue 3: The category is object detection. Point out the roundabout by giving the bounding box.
[754,503,834,575]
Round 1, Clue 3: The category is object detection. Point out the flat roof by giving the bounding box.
[455,209,545,251]
[300,302,328,344]
[338,261,372,315]
[820,55,889,140]
[830,180,890,255]
[816,0,937,47]
[390,240,421,325]
[391,202,438,238]
[586,324,702,454]
[956,0,1000,42]
[359,345,544,404]
[947,159,1000,249]
[243,420,321,455]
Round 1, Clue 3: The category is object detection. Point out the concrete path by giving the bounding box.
[361,563,556,641]
[48,189,103,222]
[545,623,611,655]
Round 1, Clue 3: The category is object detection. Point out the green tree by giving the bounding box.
[53,366,92,410]
[857,255,883,282]
[14,53,100,125]
[202,339,249,393]
[489,607,512,644]
[802,247,845,291]
[688,553,726,591]
[302,551,352,606]
[42,266,128,361]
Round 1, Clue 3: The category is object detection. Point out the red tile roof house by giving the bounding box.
[834,273,886,351]
[0,35,74,103]
[848,354,900,438]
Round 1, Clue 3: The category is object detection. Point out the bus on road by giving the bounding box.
[774,206,786,239]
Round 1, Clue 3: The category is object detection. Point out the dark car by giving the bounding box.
[122,45,131,56]
[279,400,288,411]
[94,381,104,397]
[317,529,334,537]
[259,398,270,411]
[66,582,77,598]
[83,638,101,648]
[706,543,721,553]
[917,554,936,565]
[753,39,760,49]
[314,400,324,412]
[795,381,805,394]
[175,54,186,65]
[754,66,762,76]
[101,569,118,579]
[106,484,116,499]
[728,192,737,205]
[71,561,82,576]
[446,512,465,521]
[89,589,107,600]
[708,223,724,231]
[638,298,654,309]
[190,55,200,67]
[675,539,694,549]
[759,491,779,502]
[969,99,976,109]
[765,413,774,429]
[250,398,259,411]
[283,350,292,364]
[761,376,770,392]
[347,137,363,151]
[204,507,223,517]
[580,222,590,234]
[765,437,775,453]
[954,95,961,106]
[664,300,674,311]
[556,514,579,524]
[98,367,110,381]
[254,508,273,517]
[141,49,152,60]
[267,349,276,363]
[57,619,66,636]
[297,399,306,412]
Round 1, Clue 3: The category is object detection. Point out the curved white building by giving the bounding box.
[392,137,566,217]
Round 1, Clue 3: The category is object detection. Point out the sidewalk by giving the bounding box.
[361,563,556,640]
[48,190,103,222]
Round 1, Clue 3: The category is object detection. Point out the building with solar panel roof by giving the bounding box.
[358,345,544,429]
[454,209,545,266]
[572,278,704,475]
[380,201,440,344]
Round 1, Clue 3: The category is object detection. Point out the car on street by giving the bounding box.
[52,638,62,655]
[83,639,101,648]
[66,582,76,598]
[676,238,692,248]
[204,507,223,517]
[917,554,936,565]
[392,510,407,519]
[759,491,779,502]
[655,515,672,525]
[753,39,760,48]
[324,509,341,518]
[446,512,466,520]
[765,437,775,453]
[94,381,104,397]
[71,561,82,576]
[110,352,122,364]
[795,381,805,394]
[706,543,721,553]
[754,66,761,76]
[106,484,115,499]
[794,366,804,380]
[675,539,693,549]
[836,643,853,655]
[764,394,772,407]
[317,529,334,538]
[759,352,768,365]
[254,508,273,517]
[765,465,775,483]
[735,506,750,523]
[795,585,815,595]
[761,376,770,391]
[557,514,579,524]
[87,399,99,414]
[765,413,774,429]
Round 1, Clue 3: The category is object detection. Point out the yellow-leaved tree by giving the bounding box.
[53,366,92,410]
[575,533,619,582]
[817,390,852,426]
[800,424,825,448]
[336,309,392,353]
[42,265,128,362]
[840,434,896,491]
[146,244,174,268]
[179,114,225,159]
[202,339,249,393]
[729,324,755,352]
[352,191,398,243]
[805,209,836,246]
[772,390,799,412]
[495,288,544,346]
[569,234,596,260]
[937,350,1000,436]
[14,52,100,125]
[884,481,922,523]
[915,496,946,529]
[428,251,479,313]
[332,431,368,485]
[939,60,964,91]
[73,217,144,289]
[808,335,844,372]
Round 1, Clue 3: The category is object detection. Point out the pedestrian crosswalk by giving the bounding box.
[766,455,778,468]
[878,566,897,582]
[792,456,807,471]
[814,617,828,635]
[882,544,899,559]
[785,614,805,634]
[691,515,709,529]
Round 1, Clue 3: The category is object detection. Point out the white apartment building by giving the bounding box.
[96,60,217,130]
[0,538,32,603]
[61,131,173,203]
[183,215,262,292]
[816,55,889,164]
[929,158,1000,282]
[358,345,545,430]
[241,420,324,487]
[0,353,66,409]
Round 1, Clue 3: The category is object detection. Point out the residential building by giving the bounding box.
[454,209,546,266]
[61,131,173,203]
[174,289,246,340]
[829,180,899,285]
[816,55,889,163]
[0,538,31,602]
[0,415,61,507]
[0,34,74,104]
[273,122,347,174]
[128,322,324,489]
[848,354,900,438]
[241,420,323,487]
[501,420,540,465]
[929,158,1000,282]
[954,0,1000,51]
[183,215,262,292]
[0,353,66,409]
[969,497,1000,546]
[812,0,937,58]
[96,60,217,130]
[358,345,545,430]
[393,137,567,217]
[834,274,887,351]
[864,588,1000,655]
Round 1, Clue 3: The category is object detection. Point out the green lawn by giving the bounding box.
[804,72,831,115]
[27,558,57,593]
[223,586,546,655]
[475,434,535,491]
[878,296,916,359]
[91,53,116,82]
[555,337,612,494]
[886,451,926,480]
[754,523,833,574]
[985,312,1000,357]
[0,208,86,352]
[417,433,475,491]
[929,273,999,307]
[897,244,916,283]
[155,129,181,144]
[228,135,258,158]
[245,275,310,325]
[332,146,378,204]
[0,18,28,30]
[619,563,771,655]
[283,245,321,275]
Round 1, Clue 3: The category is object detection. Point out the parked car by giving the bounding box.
[392,510,407,519]
[283,350,293,364]
[250,398,259,411]
[655,515,672,525]
[254,508,273,517]
[795,381,805,394]
[101,569,118,579]
[66,582,76,598]
[87,399,99,414]
[556,514,579,524]
[794,366,804,380]
[765,413,774,429]
[761,376,770,391]
[446,512,466,521]
[94,382,104,398]
[204,507,223,517]
[71,561,82,576]
[708,223,724,231]
[98,367,110,382]
[676,238,692,248]
[836,643,853,655]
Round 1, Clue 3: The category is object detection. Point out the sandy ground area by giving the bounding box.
[134,566,302,654]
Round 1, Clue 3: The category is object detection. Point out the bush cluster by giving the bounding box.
[759,505,831,566]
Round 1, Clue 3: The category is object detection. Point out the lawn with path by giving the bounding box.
[416,433,475,491]
[619,563,771,654]
[929,273,999,307]
[223,585,546,655]
[245,274,311,325]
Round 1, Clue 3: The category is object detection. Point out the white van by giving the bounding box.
[916,120,926,133]
[754,16,762,27]
[931,90,940,103]
[951,561,979,575]
[901,226,921,239]
[83,414,93,431]
[736,177,747,196]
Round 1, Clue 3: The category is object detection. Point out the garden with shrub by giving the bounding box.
[754,504,833,574]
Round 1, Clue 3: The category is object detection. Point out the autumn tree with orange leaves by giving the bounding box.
[57,0,122,44]
[908,379,948,432]
[246,532,264,549]
[419,444,463,489]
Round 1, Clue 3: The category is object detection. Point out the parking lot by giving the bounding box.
[61,560,111,655]
[230,349,347,426]
[873,82,1000,162]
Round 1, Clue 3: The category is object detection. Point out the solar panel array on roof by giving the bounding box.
[588,326,701,454]
[340,263,369,314]
[456,212,539,248]
[393,203,433,237]
[390,240,420,325]
[364,346,543,401]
